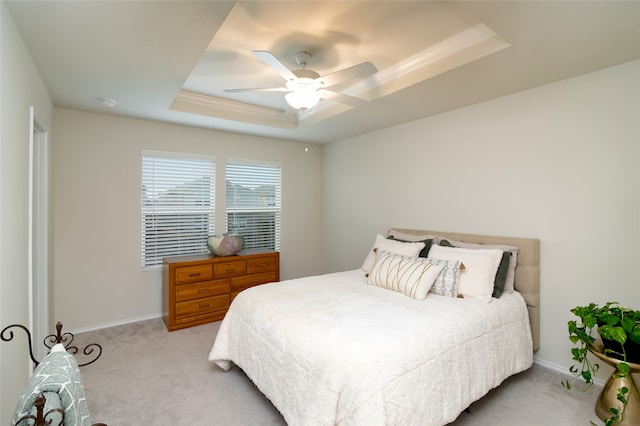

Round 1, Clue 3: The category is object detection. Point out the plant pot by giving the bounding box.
[600,335,640,364]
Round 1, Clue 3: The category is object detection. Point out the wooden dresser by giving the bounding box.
[162,251,279,331]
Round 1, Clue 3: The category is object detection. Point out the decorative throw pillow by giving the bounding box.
[425,258,465,298]
[12,345,92,426]
[361,234,425,273]
[367,250,444,299]
[438,238,519,294]
[428,245,503,303]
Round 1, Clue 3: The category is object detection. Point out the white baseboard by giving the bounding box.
[70,312,163,335]
[534,356,606,386]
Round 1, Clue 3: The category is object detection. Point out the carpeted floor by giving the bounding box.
[77,318,604,426]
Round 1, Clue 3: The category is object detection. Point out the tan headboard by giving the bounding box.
[389,228,540,351]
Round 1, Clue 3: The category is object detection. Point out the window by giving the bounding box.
[226,160,281,251]
[141,151,215,269]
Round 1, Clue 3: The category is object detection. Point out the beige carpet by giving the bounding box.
[77,318,604,426]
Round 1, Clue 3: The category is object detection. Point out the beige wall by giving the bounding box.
[53,109,324,331]
[322,60,640,378]
[0,1,54,421]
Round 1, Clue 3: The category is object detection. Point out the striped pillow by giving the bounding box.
[367,250,444,299]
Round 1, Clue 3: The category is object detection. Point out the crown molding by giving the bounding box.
[170,90,298,130]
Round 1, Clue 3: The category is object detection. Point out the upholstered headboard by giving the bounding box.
[389,228,541,351]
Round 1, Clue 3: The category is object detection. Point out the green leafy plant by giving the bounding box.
[563,302,639,425]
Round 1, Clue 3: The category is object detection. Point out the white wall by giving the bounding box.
[53,109,324,332]
[322,60,640,376]
[0,1,53,421]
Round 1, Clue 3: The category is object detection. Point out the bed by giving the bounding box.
[209,228,540,425]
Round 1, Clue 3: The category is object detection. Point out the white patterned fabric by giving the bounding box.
[429,245,503,303]
[426,258,465,298]
[361,234,425,273]
[367,250,444,299]
[13,344,92,426]
[209,269,533,426]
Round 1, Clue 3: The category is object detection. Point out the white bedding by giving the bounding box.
[209,269,533,426]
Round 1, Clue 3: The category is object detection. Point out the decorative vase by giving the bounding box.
[600,336,640,364]
[207,234,244,256]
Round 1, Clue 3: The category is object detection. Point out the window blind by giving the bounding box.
[226,160,281,251]
[141,152,215,269]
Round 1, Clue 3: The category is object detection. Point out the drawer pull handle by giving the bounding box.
[189,273,201,277]
[198,288,209,292]
[199,302,210,309]
[225,268,237,273]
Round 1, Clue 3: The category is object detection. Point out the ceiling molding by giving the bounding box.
[170,90,298,130]
[371,23,510,98]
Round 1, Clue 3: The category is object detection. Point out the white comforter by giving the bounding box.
[209,269,533,426]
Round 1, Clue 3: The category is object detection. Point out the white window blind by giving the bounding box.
[141,151,215,269]
[226,160,281,251]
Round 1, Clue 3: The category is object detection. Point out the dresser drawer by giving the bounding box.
[174,264,213,285]
[164,251,279,331]
[247,256,277,274]
[231,272,278,292]
[175,279,230,302]
[214,260,246,278]
[175,294,229,319]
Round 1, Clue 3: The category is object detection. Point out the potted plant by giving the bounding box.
[564,302,640,425]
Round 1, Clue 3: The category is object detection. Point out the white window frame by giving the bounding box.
[141,150,215,270]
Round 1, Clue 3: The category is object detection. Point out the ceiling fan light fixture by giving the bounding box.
[285,89,321,110]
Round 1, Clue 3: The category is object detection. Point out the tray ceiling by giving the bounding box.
[6,1,640,143]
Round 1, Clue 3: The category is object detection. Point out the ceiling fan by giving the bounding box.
[224,50,377,111]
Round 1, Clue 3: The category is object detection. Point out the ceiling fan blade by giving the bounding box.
[252,50,298,81]
[319,62,377,88]
[320,90,367,107]
[224,87,289,93]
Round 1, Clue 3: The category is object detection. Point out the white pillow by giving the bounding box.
[428,245,503,303]
[367,250,444,299]
[361,234,425,273]
[437,238,519,294]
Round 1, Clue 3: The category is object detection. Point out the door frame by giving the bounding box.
[29,106,50,361]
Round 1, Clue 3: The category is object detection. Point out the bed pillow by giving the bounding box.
[387,229,440,245]
[428,245,503,303]
[387,235,434,258]
[438,238,519,294]
[361,234,425,273]
[439,240,511,298]
[491,252,511,298]
[367,250,444,299]
[425,258,465,298]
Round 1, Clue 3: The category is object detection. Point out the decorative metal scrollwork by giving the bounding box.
[14,394,65,426]
[1,323,39,367]
[1,321,102,367]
